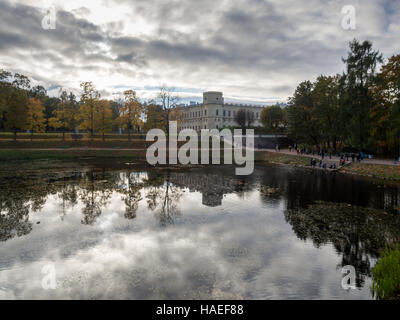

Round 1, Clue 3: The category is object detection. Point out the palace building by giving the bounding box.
[178,91,264,131]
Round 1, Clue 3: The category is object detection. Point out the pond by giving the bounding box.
[0,164,400,299]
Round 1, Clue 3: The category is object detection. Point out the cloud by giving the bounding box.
[0,0,398,103]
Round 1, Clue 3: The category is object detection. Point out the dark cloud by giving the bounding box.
[0,0,398,102]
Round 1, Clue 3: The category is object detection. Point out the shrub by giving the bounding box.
[372,245,400,300]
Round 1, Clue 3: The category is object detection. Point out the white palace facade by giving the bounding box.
[179,91,264,131]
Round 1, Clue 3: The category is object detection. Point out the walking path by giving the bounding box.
[262,148,398,166]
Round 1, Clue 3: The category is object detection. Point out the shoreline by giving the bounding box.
[1,148,399,182]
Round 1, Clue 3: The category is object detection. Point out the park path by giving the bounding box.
[262,148,398,166]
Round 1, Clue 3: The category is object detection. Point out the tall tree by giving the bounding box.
[110,99,123,132]
[144,102,165,131]
[260,104,285,133]
[43,97,60,132]
[234,109,247,130]
[0,69,12,129]
[79,82,100,140]
[29,85,47,99]
[157,86,179,146]
[312,75,343,149]
[118,90,142,141]
[50,89,72,141]
[3,87,29,141]
[26,98,46,140]
[342,39,383,150]
[286,81,321,147]
[95,99,113,142]
[12,73,31,91]
[370,54,400,156]
[67,92,80,132]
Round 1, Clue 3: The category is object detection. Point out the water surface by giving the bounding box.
[1,164,399,299]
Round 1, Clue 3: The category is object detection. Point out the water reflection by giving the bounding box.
[0,165,399,299]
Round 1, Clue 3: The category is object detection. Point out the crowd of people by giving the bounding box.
[286,143,392,170]
[275,142,399,168]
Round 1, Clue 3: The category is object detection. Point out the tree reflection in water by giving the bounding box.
[120,171,142,220]
[145,170,182,226]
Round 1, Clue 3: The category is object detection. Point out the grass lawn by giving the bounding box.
[341,163,400,181]
[0,149,145,162]
[0,132,147,140]
[0,139,149,149]
[257,151,311,166]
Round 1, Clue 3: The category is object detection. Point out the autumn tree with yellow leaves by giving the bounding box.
[26,97,46,140]
[79,81,100,140]
[370,54,400,156]
[95,99,113,141]
[49,90,74,141]
[118,90,143,141]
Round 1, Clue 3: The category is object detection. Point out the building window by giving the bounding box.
[205,110,207,116]
[223,110,226,116]
[228,111,231,117]
[216,109,219,116]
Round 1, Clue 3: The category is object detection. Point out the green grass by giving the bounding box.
[342,163,400,181]
[0,149,143,162]
[372,245,400,300]
[259,151,311,166]
[0,132,147,141]
[0,139,149,149]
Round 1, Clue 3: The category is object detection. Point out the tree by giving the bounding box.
[260,104,285,133]
[49,89,72,141]
[79,82,100,140]
[3,87,29,141]
[94,99,113,141]
[43,96,60,132]
[29,85,47,99]
[157,86,179,147]
[370,54,400,156]
[26,98,46,140]
[234,109,255,129]
[144,102,165,131]
[246,110,255,127]
[118,90,142,141]
[235,109,247,129]
[67,92,80,132]
[12,73,31,90]
[312,75,343,149]
[121,172,142,220]
[0,69,12,129]
[341,39,383,150]
[286,81,321,147]
[110,99,123,132]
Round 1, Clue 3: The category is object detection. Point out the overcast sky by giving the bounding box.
[0,0,399,104]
